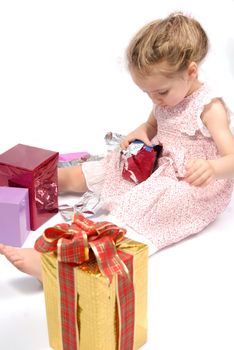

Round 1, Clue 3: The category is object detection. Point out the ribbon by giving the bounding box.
[35,213,135,350]
[58,192,102,221]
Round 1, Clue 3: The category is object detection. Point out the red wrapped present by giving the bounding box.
[0,144,58,230]
[121,140,162,184]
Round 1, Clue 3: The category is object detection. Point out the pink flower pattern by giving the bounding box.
[100,84,234,250]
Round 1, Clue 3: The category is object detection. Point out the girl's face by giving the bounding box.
[130,63,199,107]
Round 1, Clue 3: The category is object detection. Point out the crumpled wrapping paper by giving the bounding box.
[121,140,163,184]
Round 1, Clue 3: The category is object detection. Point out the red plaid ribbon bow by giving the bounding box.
[35,213,135,350]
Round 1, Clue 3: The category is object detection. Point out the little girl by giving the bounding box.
[1,12,234,281]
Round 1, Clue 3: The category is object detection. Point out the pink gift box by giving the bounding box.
[59,152,90,162]
[0,186,30,247]
[0,144,59,230]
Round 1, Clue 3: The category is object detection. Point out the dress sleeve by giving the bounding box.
[196,88,234,137]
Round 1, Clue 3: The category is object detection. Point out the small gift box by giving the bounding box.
[0,186,30,246]
[121,140,162,184]
[0,144,59,230]
[35,214,148,350]
[58,152,90,168]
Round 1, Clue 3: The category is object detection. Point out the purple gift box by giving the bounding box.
[0,186,30,247]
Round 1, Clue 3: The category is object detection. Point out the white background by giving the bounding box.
[1,1,234,349]
[1,0,234,155]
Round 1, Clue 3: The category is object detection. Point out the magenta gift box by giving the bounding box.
[0,144,59,231]
[0,186,30,247]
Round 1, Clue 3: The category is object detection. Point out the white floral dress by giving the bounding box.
[100,83,234,250]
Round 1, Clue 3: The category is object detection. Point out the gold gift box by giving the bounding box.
[41,238,148,350]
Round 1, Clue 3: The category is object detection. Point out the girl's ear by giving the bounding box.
[187,61,198,79]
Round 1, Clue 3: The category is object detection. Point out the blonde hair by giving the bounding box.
[127,12,209,76]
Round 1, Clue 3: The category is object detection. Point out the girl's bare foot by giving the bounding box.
[0,244,42,282]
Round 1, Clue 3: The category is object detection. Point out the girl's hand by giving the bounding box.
[120,128,153,150]
[120,112,157,150]
[185,159,216,187]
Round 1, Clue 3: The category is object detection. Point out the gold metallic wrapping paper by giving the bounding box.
[41,238,148,350]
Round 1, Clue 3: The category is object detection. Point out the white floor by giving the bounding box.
[1,193,234,350]
[1,1,234,349]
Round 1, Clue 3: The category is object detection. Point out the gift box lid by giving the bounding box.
[0,144,58,171]
[0,186,28,204]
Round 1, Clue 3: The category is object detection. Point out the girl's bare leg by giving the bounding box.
[58,165,88,193]
[0,166,88,280]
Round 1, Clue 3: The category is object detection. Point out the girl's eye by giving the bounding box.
[158,90,169,96]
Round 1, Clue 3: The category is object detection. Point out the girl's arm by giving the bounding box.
[186,98,234,186]
[121,111,157,149]
[204,99,234,177]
